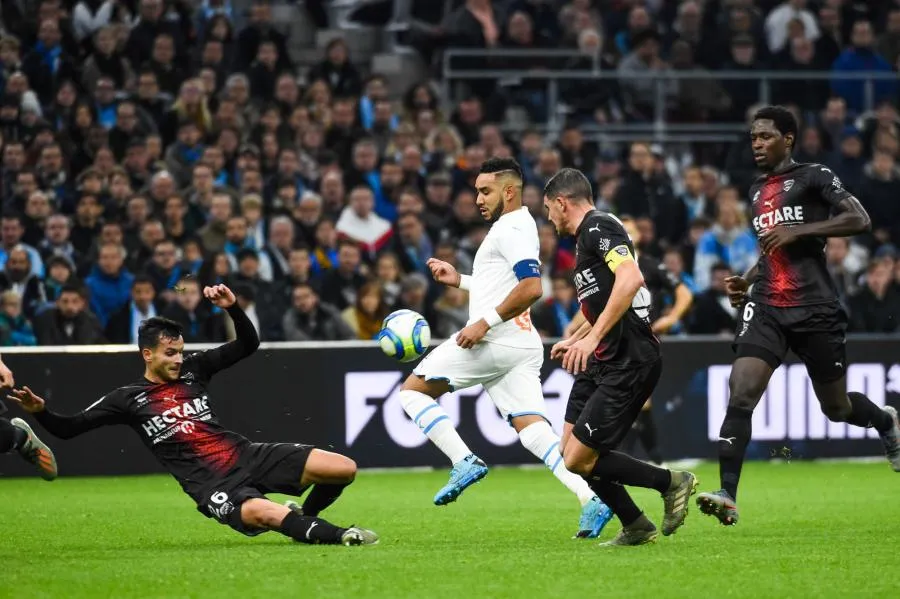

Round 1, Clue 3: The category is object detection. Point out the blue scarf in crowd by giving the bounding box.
[34,41,61,74]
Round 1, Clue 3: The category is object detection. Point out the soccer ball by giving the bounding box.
[378,310,431,363]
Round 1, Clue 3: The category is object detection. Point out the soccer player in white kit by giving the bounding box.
[397,158,613,538]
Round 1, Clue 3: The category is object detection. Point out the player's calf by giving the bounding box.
[243,498,378,546]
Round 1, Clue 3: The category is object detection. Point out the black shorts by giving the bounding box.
[733,301,847,384]
[197,442,314,537]
[565,357,663,452]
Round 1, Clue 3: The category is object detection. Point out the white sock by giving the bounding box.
[399,390,472,465]
[519,421,595,506]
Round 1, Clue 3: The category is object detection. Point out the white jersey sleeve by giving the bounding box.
[468,207,542,348]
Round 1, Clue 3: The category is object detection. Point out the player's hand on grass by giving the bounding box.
[0,360,14,388]
[759,225,798,255]
[562,337,596,375]
[426,258,460,287]
[7,386,45,413]
[203,284,236,308]
[456,320,489,349]
[724,276,750,308]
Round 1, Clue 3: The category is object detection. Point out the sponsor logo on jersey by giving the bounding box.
[752,190,760,204]
[597,237,610,253]
[752,205,805,232]
[783,179,794,192]
[832,176,843,189]
[141,396,212,443]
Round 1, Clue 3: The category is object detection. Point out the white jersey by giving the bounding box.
[468,206,542,349]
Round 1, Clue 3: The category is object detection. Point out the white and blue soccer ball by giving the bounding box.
[378,309,431,363]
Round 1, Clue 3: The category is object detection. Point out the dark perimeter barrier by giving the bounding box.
[1,337,898,477]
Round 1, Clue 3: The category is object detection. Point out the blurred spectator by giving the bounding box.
[0,246,45,320]
[397,272,437,326]
[877,8,900,67]
[0,291,36,346]
[693,192,758,291]
[831,20,897,115]
[105,275,160,344]
[282,282,354,341]
[826,237,863,301]
[1,214,43,278]
[617,30,677,121]
[308,38,361,99]
[858,149,900,246]
[162,276,226,343]
[829,126,866,192]
[722,35,767,122]
[85,242,133,327]
[336,185,393,256]
[321,240,366,311]
[433,285,469,339]
[671,166,715,247]
[531,274,579,338]
[848,258,900,333]
[375,252,403,307]
[341,281,389,340]
[231,248,284,340]
[688,262,739,335]
[613,142,676,242]
[34,283,105,345]
[765,0,820,55]
[393,212,434,275]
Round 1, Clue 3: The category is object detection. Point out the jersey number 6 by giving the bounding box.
[743,302,756,322]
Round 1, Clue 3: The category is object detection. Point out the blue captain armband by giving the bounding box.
[513,259,541,280]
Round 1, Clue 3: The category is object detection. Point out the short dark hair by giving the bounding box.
[132,274,155,289]
[138,316,183,350]
[479,157,524,182]
[753,105,799,144]
[60,282,86,299]
[543,168,593,204]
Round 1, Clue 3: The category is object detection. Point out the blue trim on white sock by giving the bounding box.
[541,441,560,464]
[422,415,449,435]
[550,455,563,472]
[413,403,439,426]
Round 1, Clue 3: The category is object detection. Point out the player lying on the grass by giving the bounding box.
[544,168,697,546]
[8,283,378,546]
[0,354,58,480]
[695,105,900,526]
[398,157,613,539]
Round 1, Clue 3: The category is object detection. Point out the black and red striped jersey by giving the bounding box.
[748,162,851,307]
[35,305,258,502]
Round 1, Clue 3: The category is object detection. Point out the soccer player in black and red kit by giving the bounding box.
[7,283,378,546]
[543,168,698,546]
[696,106,900,526]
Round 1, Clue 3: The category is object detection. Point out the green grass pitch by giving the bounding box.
[0,461,896,598]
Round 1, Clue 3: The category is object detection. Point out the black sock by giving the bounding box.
[637,410,663,464]
[585,476,643,526]
[0,418,27,454]
[301,483,349,517]
[845,392,893,433]
[719,406,753,500]
[590,450,672,493]
[278,511,345,544]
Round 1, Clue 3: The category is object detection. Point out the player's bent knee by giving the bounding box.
[400,374,447,398]
[337,455,357,483]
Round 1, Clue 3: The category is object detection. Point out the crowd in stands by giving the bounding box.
[0,0,898,348]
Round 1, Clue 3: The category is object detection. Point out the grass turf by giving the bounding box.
[0,461,896,599]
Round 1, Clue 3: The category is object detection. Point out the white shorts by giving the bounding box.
[413,337,545,422]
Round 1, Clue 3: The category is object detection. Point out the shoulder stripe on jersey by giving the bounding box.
[84,395,108,411]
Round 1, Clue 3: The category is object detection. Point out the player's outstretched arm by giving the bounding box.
[198,284,261,374]
[426,258,469,289]
[7,387,122,440]
[456,277,543,349]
